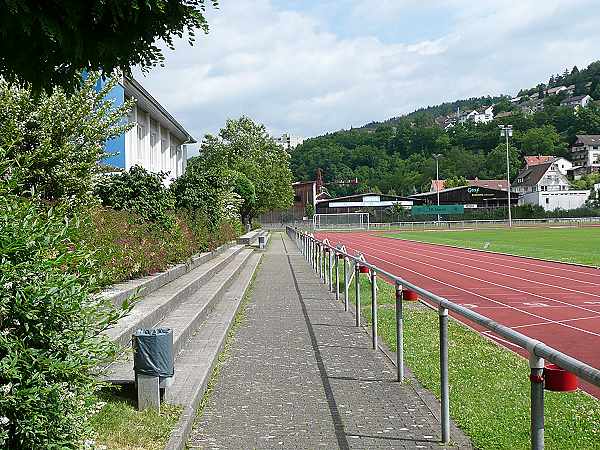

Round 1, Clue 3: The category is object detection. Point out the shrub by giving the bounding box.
[94,166,175,228]
[0,74,132,201]
[170,158,230,230]
[0,197,121,449]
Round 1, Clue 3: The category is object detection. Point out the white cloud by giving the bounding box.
[134,0,600,153]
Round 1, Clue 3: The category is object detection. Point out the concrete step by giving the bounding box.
[104,248,256,384]
[103,245,245,349]
[163,252,262,450]
[99,243,233,308]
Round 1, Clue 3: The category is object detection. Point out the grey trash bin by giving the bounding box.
[133,328,174,380]
[258,234,266,249]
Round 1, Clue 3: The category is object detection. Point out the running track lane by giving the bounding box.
[318,231,600,399]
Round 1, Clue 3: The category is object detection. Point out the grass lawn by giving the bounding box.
[383,227,600,266]
[329,261,600,449]
[90,389,182,450]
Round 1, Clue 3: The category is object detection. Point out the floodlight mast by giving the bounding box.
[433,154,443,223]
[499,125,513,228]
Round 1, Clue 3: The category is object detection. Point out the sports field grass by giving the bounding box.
[384,227,600,266]
[335,271,600,450]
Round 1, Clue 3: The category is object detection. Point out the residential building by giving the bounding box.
[570,135,600,174]
[523,156,572,175]
[101,75,195,182]
[512,161,571,194]
[274,133,304,151]
[458,106,494,124]
[560,94,593,109]
[512,160,590,210]
[545,85,567,96]
[429,178,508,193]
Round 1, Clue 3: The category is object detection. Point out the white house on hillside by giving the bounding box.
[512,160,589,210]
[571,135,600,175]
[560,94,593,109]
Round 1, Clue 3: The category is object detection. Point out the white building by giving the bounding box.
[513,160,590,210]
[512,160,571,194]
[523,156,572,175]
[571,135,600,175]
[102,75,195,183]
[519,190,590,211]
[458,106,494,124]
[274,133,304,151]
[560,94,593,109]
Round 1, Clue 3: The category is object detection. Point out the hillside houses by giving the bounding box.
[571,135,600,176]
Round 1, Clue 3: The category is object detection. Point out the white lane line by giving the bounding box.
[348,235,600,317]
[339,238,600,339]
[394,239,600,287]
[392,236,600,278]
[510,314,600,329]
[374,239,600,300]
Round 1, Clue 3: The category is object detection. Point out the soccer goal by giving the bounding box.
[313,212,370,231]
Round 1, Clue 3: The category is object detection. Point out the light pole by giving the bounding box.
[433,154,442,223]
[499,125,513,228]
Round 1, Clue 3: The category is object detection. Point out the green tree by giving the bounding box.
[0,73,132,200]
[202,117,294,223]
[518,125,565,156]
[0,0,218,91]
[444,175,469,188]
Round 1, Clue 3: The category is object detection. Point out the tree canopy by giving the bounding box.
[0,0,218,91]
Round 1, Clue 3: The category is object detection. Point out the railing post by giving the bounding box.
[355,262,361,327]
[530,353,545,450]
[328,251,333,292]
[343,257,349,312]
[335,252,340,301]
[439,306,450,444]
[395,282,404,382]
[371,270,378,350]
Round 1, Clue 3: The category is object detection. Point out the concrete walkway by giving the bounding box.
[190,233,471,449]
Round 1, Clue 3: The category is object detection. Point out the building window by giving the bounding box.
[136,124,145,164]
[545,198,549,204]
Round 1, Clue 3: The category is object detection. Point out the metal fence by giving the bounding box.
[364,216,600,231]
[285,226,600,450]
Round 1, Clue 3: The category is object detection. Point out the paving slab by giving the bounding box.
[189,233,472,449]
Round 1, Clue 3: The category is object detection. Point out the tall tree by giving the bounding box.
[202,117,294,225]
[0,0,218,91]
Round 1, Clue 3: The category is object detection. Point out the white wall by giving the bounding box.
[519,190,590,211]
[125,104,186,183]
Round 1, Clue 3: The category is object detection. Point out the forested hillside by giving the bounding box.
[291,61,600,197]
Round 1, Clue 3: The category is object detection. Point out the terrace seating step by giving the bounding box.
[103,244,245,349]
[99,243,233,308]
[104,248,255,384]
[163,252,262,450]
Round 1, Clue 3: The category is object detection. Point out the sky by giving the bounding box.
[134,0,600,153]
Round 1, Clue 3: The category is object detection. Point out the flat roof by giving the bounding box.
[124,75,196,144]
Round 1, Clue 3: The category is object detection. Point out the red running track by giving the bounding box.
[318,231,600,398]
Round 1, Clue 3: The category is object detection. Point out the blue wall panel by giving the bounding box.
[96,79,127,169]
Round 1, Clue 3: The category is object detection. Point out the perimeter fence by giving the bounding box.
[285,225,600,450]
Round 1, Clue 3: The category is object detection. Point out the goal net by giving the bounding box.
[313,213,370,231]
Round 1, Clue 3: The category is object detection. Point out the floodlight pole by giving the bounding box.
[433,154,442,223]
[499,125,513,228]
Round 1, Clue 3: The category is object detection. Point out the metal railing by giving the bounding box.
[365,216,600,231]
[285,226,600,450]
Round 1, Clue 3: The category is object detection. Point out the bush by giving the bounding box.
[94,166,175,228]
[170,158,231,230]
[0,197,121,449]
[0,74,131,201]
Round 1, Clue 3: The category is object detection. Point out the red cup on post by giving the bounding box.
[544,364,578,392]
[402,289,419,301]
